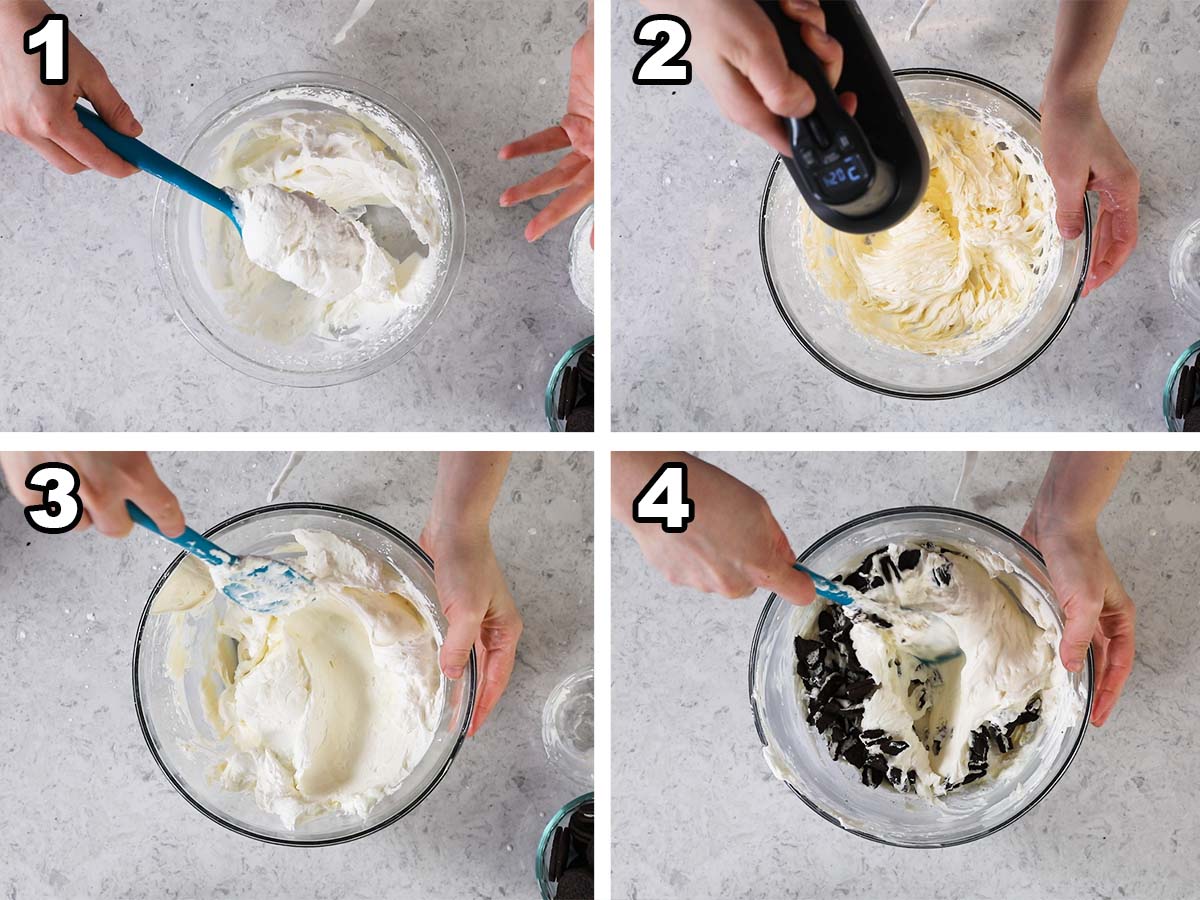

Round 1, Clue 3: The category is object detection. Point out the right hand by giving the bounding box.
[614,453,815,604]
[0,451,184,537]
[640,0,856,156]
[0,0,141,176]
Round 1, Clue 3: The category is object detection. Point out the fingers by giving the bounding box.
[742,41,815,120]
[439,602,484,680]
[839,91,857,117]
[127,475,185,538]
[81,68,143,138]
[1048,156,1090,242]
[469,634,520,736]
[710,64,793,156]
[53,113,138,179]
[1084,175,1139,296]
[498,126,571,160]
[1058,599,1096,673]
[26,135,87,175]
[1092,604,1135,727]
[761,564,816,606]
[500,152,589,207]
[79,478,134,538]
[782,0,826,30]
[523,170,593,242]
[799,23,844,88]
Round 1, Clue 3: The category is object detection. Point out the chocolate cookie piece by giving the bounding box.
[878,739,909,756]
[1186,405,1200,432]
[555,867,594,900]
[565,404,594,432]
[896,547,922,572]
[549,825,570,881]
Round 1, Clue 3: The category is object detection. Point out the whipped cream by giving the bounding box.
[207,108,444,345]
[792,542,1080,801]
[154,529,444,829]
[800,101,1061,355]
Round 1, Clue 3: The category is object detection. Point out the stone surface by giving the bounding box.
[613,451,1199,898]
[613,0,1200,431]
[0,1,592,432]
[0,451,593,898]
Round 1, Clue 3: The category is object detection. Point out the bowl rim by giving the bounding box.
[131,501,476,847]
[1162,338,1200,431]
[545,335,595,432]
[151,70,467,388]
[758,67,1093,401]
[747,504,1095,848]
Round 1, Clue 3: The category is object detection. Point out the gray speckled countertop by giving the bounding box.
[0,451,593,899]
[613,0,1200,431]
[0,1,591,432]
[613,451,1199,899]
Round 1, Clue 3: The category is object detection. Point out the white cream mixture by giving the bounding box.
[793,542,1080,800]
[801,101,1061,355]
[154,529,444,829]
[207,109,444,345]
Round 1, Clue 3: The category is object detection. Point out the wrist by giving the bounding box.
[1043,68,1099,110]
[423,516,489,553]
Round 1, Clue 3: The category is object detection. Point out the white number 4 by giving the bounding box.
[633,463,695,533]
[24,14,69,86]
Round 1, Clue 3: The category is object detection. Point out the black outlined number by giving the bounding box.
[24,14,69,86]
[632,462,695,533]
[633,15,692,86]
[24,463,83,534]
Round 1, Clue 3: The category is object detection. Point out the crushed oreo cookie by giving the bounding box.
[546,800,594,899]
[556,346,595,432]
[795,545,1045,795]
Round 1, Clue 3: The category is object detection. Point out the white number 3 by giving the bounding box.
[633,463,695,533]
[24,463,83,534]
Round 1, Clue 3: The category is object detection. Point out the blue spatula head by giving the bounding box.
[213,556,317,615]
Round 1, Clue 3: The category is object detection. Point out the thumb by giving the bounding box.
[440,604,483,679]
[763,563,816,606]
[1058,608,1094,673]
[83,69,142,137]
[1050,157,1089,241]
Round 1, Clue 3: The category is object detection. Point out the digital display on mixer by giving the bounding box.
[818,155,867,189]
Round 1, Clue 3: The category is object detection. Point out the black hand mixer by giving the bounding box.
[757,0,929,234]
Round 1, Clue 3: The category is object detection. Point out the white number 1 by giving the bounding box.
[24,14,69,86]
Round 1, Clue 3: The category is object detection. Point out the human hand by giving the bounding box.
[1040,87,1139,297]
[613,453,814,604]
[640,0,855,157]
[1022,516,1135,727]
[499,24,594,243]
[0,451,184,537]
[420,523,522,736]
[0,0,141,177]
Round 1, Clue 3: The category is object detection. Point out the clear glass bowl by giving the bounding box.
[545,335,594,431]
[1169,216,1200,318]
[1162,339,1200,431]
[542,667,595,789]
[132,503,475,846]
[749,506,1093,848]
[152,71,466,387]
[759,69,1092,399]
[570,204,595,312]
[535,792,594,900]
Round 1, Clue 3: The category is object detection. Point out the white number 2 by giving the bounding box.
[633,15,692,86]
[24,14,69,86]
[633,463,695,533]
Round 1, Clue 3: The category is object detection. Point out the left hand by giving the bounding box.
[420,524,523,736]
[1022,516,1135,727]
[1040,87,1139,297]
[499,25,594,243]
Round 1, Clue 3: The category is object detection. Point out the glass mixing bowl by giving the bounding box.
[153,72,465,387]
[536,792,594,900]
[132,503,475,846]
[545,335,594,431]
[1162,338,1200,431]
[749,506,1093,848]
[760,69,1092,399]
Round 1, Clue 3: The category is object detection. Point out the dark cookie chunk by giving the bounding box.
[549,825,570,881]
[555,867,594,900]
[878,739,909,756]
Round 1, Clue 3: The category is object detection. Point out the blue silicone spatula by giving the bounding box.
[76,104,241,234]
[126,501,312,614]
[792,561,960,665]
